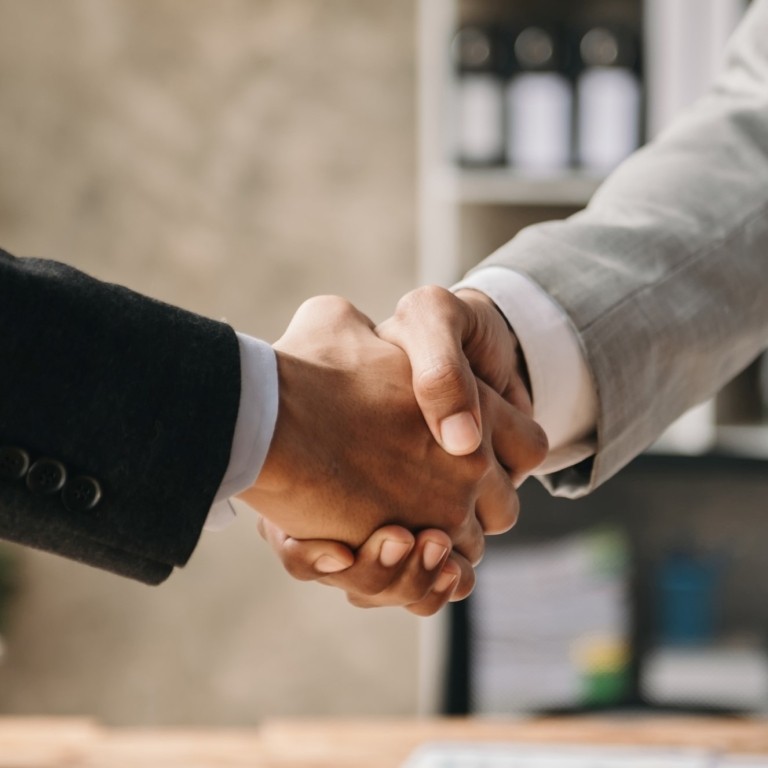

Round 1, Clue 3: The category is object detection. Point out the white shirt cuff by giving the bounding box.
[454,266,598,475]
[205,333,279,531]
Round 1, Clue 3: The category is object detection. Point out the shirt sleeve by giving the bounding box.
[206,269,597,529]
[205,333,279,531]
[454,266,598,475]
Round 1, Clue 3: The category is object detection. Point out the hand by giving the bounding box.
[258,517,475,616]
[258,287,545,613]
[377,285,535,462]
[238,295,547,564]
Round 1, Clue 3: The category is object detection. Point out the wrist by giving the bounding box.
[238,348,297,504]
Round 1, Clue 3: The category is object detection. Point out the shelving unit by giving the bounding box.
[716,424,768,458]
[427,167,603,206]
[416,0,646,284]
[416,0,760,452]
[416,0,762,716]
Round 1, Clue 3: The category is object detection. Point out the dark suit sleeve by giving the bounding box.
[0,248,242,584]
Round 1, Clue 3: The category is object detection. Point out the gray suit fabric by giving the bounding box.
[474,0,768,496]
[0,249,241,583]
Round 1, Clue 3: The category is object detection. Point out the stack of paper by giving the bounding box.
[642,645,768,711]
[469,528,630,713]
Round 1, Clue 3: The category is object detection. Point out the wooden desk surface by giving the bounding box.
[1,716,768,767]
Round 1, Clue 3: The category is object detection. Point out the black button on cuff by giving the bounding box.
[26,458,67,495]
[62,475,102,512]
[0,446,30,480]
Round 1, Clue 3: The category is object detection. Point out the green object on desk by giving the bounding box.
[585,665,632,706]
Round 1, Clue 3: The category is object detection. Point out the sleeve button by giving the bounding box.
[62,476,102,512]
[0,446,31,480]
[26,458,67,495]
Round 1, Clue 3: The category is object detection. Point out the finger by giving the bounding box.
[276,295,377,353]
[258,515,288,549]
[377,286,482,456]
[474,468,520,535]
[403,558,462,617]
[316,526,417,596]
[464,382,545,536]
[448,551,477,602]
[454,288,534,417]
[405,552,477,616]
[479,379,549,485]
[347,540,476,615]
[499,346,534,417]
[449,510,486,567]
[259,517,355,581]
[255,514,269,541]
[346,530,455,609]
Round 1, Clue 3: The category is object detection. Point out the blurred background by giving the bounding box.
[1,0,767,729]
[0,0,419,725]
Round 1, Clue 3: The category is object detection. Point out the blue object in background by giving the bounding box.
[657,552,721,646]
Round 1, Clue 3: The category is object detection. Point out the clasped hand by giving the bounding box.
[238,287,548,615]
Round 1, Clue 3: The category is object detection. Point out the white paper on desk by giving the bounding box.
[402,742,712,768]
[469,528,631,713]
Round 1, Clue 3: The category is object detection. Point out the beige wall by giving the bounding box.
[0,0,421,725]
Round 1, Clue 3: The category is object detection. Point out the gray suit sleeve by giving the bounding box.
[470,0,768,496]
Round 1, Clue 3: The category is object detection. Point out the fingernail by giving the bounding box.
[423,541,449,571]
[379,539,412,567]
[439,412,481,455]
[314,555,348,574]
[434,570,459,593]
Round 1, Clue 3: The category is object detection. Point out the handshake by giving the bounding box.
[238,286,549,616]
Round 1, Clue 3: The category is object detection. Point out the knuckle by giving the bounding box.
[417,284,454,310]
[396,285,451,316]
[483,491,520,535]
[298,294,354,321]
[518,423,550,472]
[279,540,316,581]
[394,286,460,333]
[415,360,470,404]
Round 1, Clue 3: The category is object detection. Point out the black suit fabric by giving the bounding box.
[0,248,241,584]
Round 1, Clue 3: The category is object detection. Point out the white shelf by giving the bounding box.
[428,167,604,207]
[646,405,768,459]
[417,0,762,719]
[714,425,768,458]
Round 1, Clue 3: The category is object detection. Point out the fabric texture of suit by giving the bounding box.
[0,248,241,584]
[473,0,768,496]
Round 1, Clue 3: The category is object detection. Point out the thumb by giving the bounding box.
[377,286,481,456]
